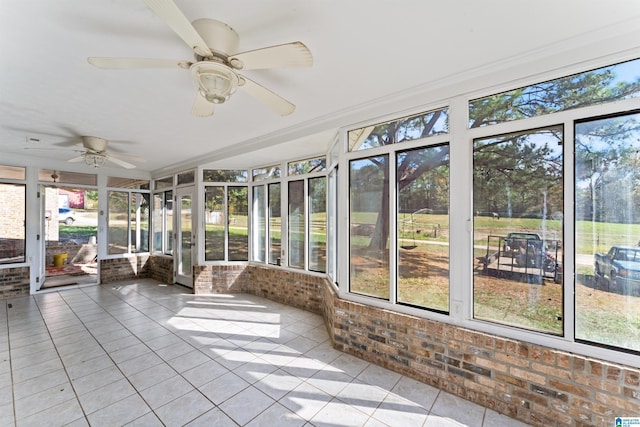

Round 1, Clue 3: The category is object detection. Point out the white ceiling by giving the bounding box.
[1,0,640,175]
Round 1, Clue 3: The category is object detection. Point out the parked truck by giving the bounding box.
[594,245,640,295]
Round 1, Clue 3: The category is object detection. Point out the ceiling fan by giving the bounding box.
[88,0,313,117]
[69,136,137,169]
[26,136,139,169]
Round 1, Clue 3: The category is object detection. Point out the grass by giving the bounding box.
[575,275,640,351]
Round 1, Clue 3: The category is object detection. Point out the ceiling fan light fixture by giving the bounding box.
[84,153,106,168]
[191,62,239,104]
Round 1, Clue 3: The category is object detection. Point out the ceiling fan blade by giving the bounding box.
[143,0,213,58]
[88,57,192,69]
[107,155,136,169]
[229,42,313,70]
[67,156,85,163]
[238,75,295,116]
[192,91,214,117]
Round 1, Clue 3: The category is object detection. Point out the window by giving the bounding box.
[575,111,640,352]
[252,165,281,182]
[0,165,25,180]
[204,187,225,261]
[327,168,338,282]
[177,170,195,186]
[253,186,266,262]
[473,126,564,334]
[107,177,150,189]
[108,191,129,255]
[155,176,173,190]
[0,181,26,264]
[347,106,452,305]
[349,155,390,298]
[469,58,640,128]
[204,169,248,183]
[251,182,282,265]
[268,183,281,265]
[39,169,97,186]
[288,157,326,175]
[348,108,448,152]
[397,145,450,311]
[204,185,248,261]
[153,190,173,255]
[308,177,327,273]
[288,180,305,268]
[228,187,248,261]
[107,190,150,255]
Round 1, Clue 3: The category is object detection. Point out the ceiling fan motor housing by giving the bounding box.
[191,19,240,58]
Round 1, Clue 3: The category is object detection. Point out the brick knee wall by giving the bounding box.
[100,255,150,283]
[193,264,248,293]
[149,255,173,284]
[323,282,640,427]
[244,265,324,314]
[0,266,30,299]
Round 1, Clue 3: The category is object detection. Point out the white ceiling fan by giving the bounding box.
[26,136,139,169]
[88,0,313,117]
[69,136,137,169]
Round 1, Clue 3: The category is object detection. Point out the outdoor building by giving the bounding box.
[0,1,639,426]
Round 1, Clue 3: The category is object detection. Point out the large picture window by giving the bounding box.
[473,126,564,334]
[575,111,640,352]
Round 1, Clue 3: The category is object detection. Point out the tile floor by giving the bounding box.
[0,279,532,426]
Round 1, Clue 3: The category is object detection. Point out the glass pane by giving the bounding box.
[348,108,449,151]
[203,169,248,182]
[155,176,173,190]
[253,186,266,262]
[252,166,281,182]
[177,170,195,185]
[309,177,326,272]
[153,194,163,253]
[575,112,640,352]
[397,145,450,311]
[349,156,390,299]
[288,180,305,268]
[469,58,640,128]
[0,165,25,180]
[108,191,129,255]
[288,157,327,175]
[165,190,173,254]
[179,195,192,276]
[0,183,25,263]
[473,126,564,334]
[228,187,248,261]
[327,169,338,281]
[107,177,150,189]
[204,187,225,261]
[39,169,97,186]
[268,183,281,265]
[131,193,149,252]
